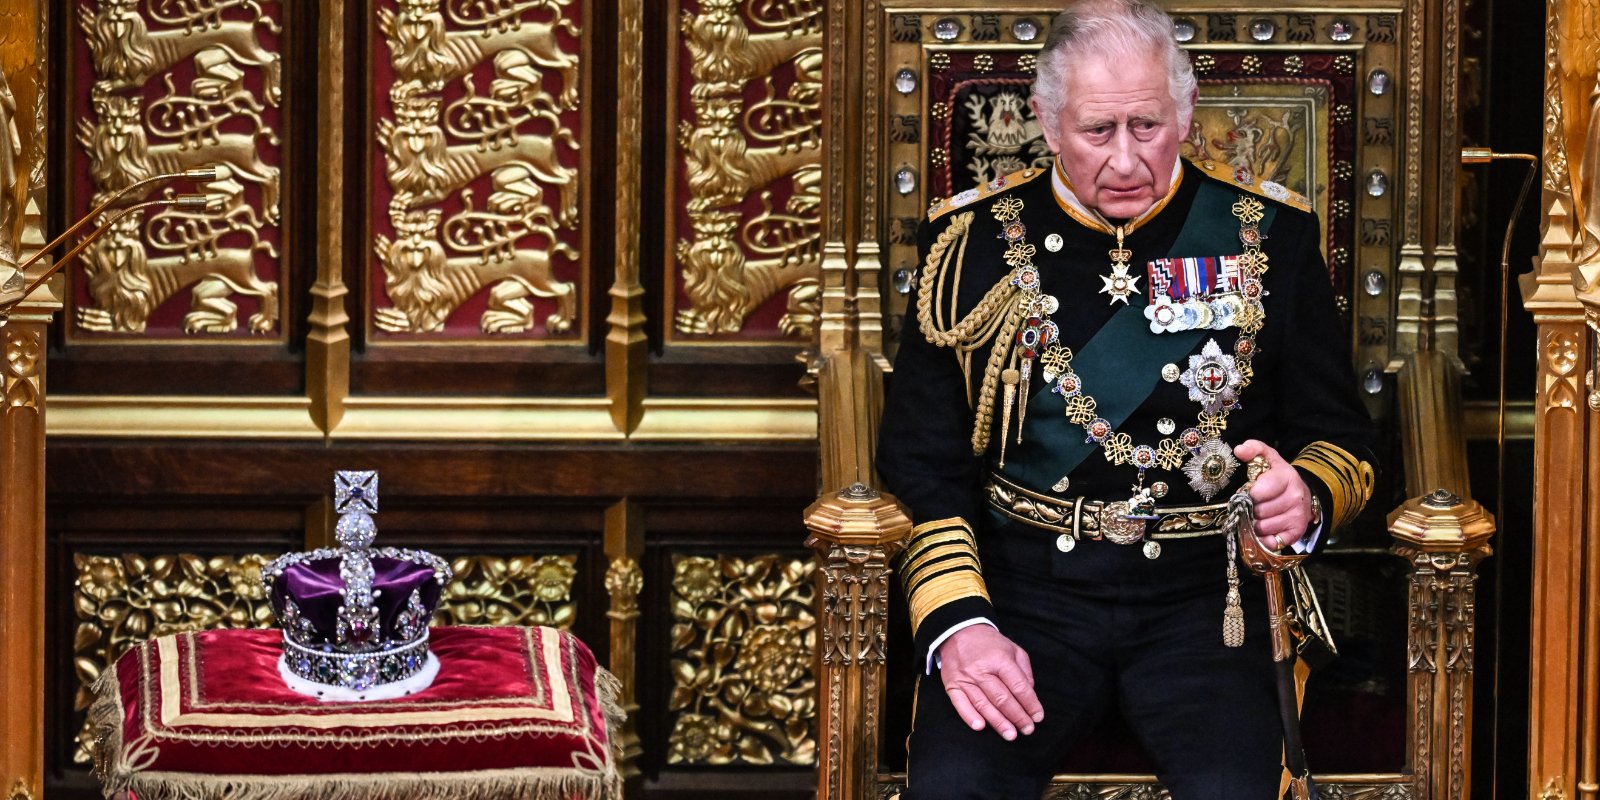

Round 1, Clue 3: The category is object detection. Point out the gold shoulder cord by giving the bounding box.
[915,210,1030,456]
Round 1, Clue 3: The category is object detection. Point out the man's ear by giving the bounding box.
[1030,95,1061,153]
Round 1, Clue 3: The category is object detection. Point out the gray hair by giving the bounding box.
[1031,0,1197,139]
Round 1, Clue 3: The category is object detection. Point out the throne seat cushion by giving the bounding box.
[91,626,622,800]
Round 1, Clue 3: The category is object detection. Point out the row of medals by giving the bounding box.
[990,194,1272,559]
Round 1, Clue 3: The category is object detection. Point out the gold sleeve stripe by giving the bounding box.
[899,518,989,635]
[1293,441,1376,529]
[907,568,991,636]
[904,553,983,593]
[902,528,979,572]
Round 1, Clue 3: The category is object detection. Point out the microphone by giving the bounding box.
[0,167,222,324]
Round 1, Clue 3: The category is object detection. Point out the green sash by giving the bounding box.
[999,182,1277,491]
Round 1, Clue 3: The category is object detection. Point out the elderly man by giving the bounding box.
[876,1,1377,797]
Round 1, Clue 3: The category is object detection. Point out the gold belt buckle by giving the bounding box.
[1098,500,1146,545]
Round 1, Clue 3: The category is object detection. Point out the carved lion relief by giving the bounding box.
[673,0,822,339]
[373,0,582,337]
[71,0,283,337]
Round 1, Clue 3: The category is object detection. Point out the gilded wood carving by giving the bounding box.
[71,553,276,763]
[432,554,579,628]
[3,327,39,410]
[372,0,582,338]
[70,0,283,337]
[671,0,822,339]
[668,554,817,765]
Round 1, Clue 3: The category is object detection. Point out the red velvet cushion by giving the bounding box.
[93,626,622,800]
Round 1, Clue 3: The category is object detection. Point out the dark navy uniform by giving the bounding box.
[878,157,1377,799]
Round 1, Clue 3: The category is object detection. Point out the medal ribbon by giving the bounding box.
[996,182,1277,491]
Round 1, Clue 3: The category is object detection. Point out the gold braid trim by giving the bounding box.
[901,518,990,635]
[916,212,1018,347]
[914,210,1026,456]
[1292,441,1376,530]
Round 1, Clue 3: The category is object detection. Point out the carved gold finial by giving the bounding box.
[1420,488,1464,509]
[1388,490,1495,552]
[7,779,34,800]
[804,484,911,549]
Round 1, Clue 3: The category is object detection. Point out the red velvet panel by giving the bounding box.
[97,627,617,788]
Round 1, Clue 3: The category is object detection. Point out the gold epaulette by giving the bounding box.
[1192,158,1313,213]
[926,166,1047,222]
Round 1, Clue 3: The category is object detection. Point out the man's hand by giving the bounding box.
[1233,439,1314,550]
[936,624,1045,741]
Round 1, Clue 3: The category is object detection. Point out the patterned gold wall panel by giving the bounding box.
[667,0,823,341]
[432,554,579,627]
[370,0,586,341]
[71,553,276,763]
[880,9,1399,420]
[67,0,285,340]
[667,554,817,765]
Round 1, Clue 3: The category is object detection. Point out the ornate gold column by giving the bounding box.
[603,499,644,795]
[1580,262,1600,800]
[0,246,55,800]
[0,1,49,792]
[805,484,910,800]
[1391,0,1471,498]
[308,0,350,434]
[1390,490,1495,800]
[607,0,646,434]
[1523,2,1599,797]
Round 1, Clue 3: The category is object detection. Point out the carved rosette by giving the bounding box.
[432,554,578,628]
[69,0,284,339]
[71,553,277,763]
[670,0,822,340]
[372,0,583,339]
[667,554,817,765]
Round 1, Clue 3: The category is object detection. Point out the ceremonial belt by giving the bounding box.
[986,472,1228,545]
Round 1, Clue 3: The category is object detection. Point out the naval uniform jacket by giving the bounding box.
[878,157,1378,667]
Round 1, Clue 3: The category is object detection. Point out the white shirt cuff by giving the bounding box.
[926,618,997,673]
[1292,517,1325,554]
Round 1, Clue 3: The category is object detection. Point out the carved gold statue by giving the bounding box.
[0,66,25,305]
[1578,65,1600,263]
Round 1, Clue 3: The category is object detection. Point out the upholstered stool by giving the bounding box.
[91,625,623,800]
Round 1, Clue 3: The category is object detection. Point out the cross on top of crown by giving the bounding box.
[335,471,379,516]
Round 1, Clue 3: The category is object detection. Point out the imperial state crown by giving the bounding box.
[261,471,453,700]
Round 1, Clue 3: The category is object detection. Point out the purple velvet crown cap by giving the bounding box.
[266,555,444,647]
[261,471,453,696]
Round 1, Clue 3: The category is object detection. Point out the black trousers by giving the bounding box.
[905,517,1283,800]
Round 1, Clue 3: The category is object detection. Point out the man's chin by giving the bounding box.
[1094,193,1157,220]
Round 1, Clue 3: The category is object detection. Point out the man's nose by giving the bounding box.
[1108,128,1137,174]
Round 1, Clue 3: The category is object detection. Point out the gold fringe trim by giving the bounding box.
[89,647,629,800]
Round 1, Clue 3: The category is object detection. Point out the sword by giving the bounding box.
[1230,456,1316,800]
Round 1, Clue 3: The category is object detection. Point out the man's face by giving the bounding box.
[1035,52,1190,220]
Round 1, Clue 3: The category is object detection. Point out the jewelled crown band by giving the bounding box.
[261,471,454,700]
